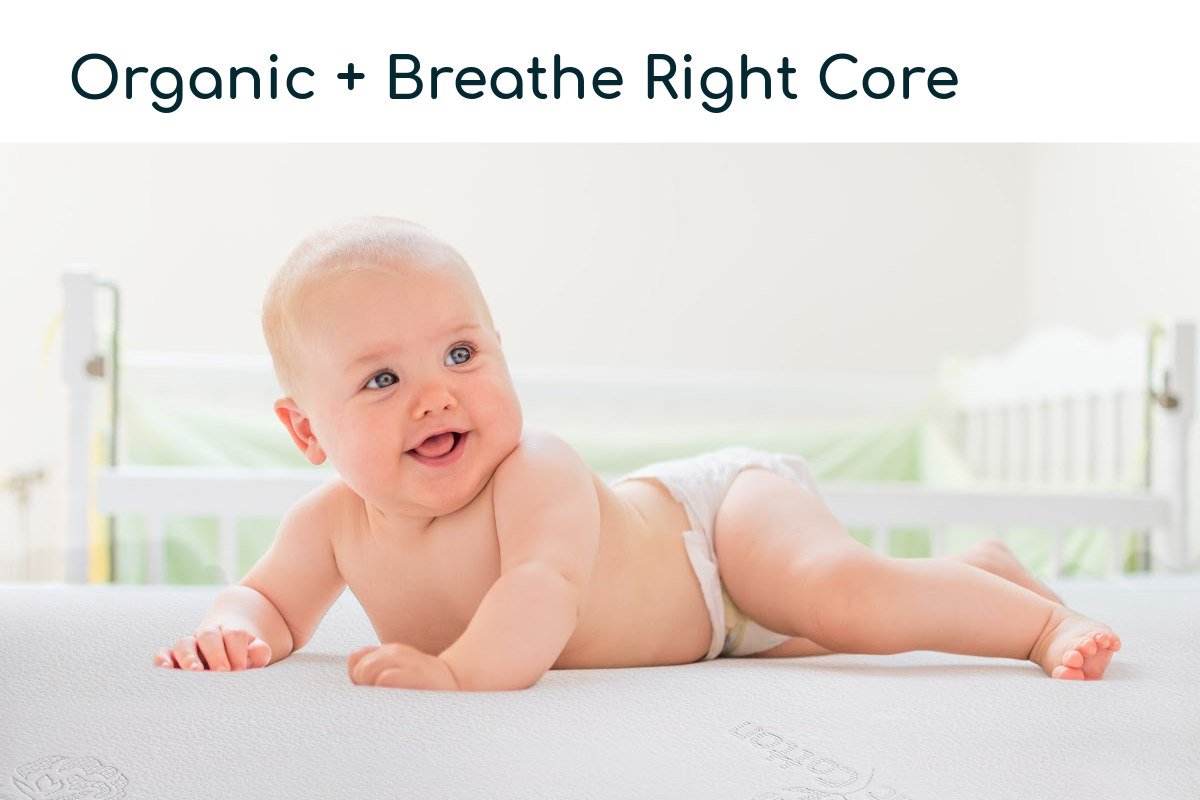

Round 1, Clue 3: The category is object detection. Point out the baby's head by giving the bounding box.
[263,217,497,396]
[263,217,523,517]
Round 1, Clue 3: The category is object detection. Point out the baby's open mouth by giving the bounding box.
[410,431,462,459]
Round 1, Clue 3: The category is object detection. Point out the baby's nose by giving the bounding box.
[411,379,457,418]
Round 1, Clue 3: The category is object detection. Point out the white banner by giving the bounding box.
[2,0,1198,142]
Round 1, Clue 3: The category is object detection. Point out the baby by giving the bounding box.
[155,217,1120,689]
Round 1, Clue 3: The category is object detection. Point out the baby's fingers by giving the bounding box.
[155,630,269,671]
[171,636,206,671]
[199,628,237,671]
[220,627,270,670]
[219,627,252,671]
[347,645,380,676]
[245,637,271,669]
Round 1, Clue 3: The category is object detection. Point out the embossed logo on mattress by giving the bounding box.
[731,722,915,800]
[0,756,128,800]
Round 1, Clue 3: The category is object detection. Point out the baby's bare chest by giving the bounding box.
[334,510,502,653]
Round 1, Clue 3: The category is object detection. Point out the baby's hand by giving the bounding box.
[154,626,271,672]
[348,643,460,691]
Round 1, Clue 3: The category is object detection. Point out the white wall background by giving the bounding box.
[1,144,1197,579]
[1027,145,1200,332]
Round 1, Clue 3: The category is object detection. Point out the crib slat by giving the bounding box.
[1108,529,1124,577]
[930,526,947,558]
[1096,393,1113,484]
[1050,530,1064,579]
[1134,530,1150,573]
[1112,392,1124,483]
[972,409,986,477]
[1039,400,1053,483]
[997,406,1010,480]
[147,515,165,585]
[964,410,979,476]
[1051,398,1062,485]
[989,405,1003,480]
[873,525,890,557]
[219,516,237,585]
[1003,405,1018,482]
[1020,403,1033,483]
[1086,394,1099,485]
[1065,396,1076,485]
[1149,529,1165,574]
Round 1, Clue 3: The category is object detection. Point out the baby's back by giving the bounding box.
[330,432,712,669]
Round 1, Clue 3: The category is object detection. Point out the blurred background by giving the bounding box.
[1,144,1197,583]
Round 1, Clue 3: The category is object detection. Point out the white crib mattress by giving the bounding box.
[2,576,1198,799]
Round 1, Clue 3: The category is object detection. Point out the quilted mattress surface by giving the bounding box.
[2,576,1198,799]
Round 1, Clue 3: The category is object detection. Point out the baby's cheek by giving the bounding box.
[492,401,524,448]
[336,438,390,482]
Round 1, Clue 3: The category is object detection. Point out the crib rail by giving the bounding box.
[96,466,1174,584]
[960,392,1146,486]
[943,323,1194,571]
[96,467,325,585]
[63,269,1196,584]
[823,482,1170,578]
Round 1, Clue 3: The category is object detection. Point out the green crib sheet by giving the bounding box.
[106,396,1138,584]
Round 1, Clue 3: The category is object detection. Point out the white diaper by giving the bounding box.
[613,447,825,661]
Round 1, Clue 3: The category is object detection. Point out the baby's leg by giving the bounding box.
[751,540,1059,659]
[714,469,1119,678]
[949,539,1062,603]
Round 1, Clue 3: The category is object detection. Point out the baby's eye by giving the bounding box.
[365,370,398,389]
[445,345,474,366]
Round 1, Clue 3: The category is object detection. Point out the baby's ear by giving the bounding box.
[274,398,327,465]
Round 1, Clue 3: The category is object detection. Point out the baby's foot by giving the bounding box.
[1028,607,1121,680]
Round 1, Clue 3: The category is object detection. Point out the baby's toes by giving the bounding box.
[1062,648,1085,669]
[1087,631,1120,653]
[1061,633,1103,667]
[1052,664,1085,680]
[1073,635,1099,658]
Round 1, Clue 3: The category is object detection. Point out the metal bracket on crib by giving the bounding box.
[1147,323,1194,419]
[1152,371,1180,410]
[1145,322,1195,571]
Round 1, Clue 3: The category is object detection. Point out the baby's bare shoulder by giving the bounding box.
[491,428,597,515]
[282,476,366,539]
[494,427,591,483]
[295,474,360,513]
[490,430,600,578]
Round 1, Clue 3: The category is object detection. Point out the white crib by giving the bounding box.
[60,269,1196,584]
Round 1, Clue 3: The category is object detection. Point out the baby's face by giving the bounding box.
[289,262,523,518]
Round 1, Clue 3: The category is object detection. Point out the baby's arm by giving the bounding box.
[440,436,599,689]
[349,433,599,691]
[155,481,348,671]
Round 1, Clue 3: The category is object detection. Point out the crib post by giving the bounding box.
[62,269,99,583]
[1153,322,1194,572]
